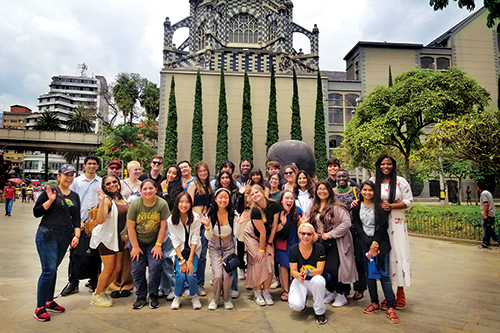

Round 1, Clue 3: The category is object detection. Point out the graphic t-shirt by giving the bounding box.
[289,242,326,279]
[127,198,170,244]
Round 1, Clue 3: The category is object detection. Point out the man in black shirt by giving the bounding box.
[325,158,359,188]
[139,155,164,196]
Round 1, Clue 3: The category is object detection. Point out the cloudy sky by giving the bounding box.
[0,0,480,113]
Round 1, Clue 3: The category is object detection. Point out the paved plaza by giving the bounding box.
[1,201,499,333]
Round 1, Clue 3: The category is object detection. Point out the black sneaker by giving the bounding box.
[149,293,160,309]
[60,283,79,297]
[132,297,147,310]
[315,313,327,325]
[120,290,132,298]
[110,291,121,298]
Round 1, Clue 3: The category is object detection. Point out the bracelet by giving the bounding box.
[155,242,162,246]
[74,235,80,239]
[267,242,272,246]
[179,259,186,265]
[162,189,168,193]
[259,249,265,253]
[205,226,210,230]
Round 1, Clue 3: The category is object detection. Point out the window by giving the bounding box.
[197,21,206,51]
[228,14,259,44]
[436,57,450,70]
[328,94,343,124]
[420,57,434,69]
[268,20,278,42]
[329,135,343,149]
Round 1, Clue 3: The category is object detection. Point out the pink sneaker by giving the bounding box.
[46,300,65,313]
[34,307,51,322]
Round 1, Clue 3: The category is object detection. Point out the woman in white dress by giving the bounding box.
[371,155,413,310]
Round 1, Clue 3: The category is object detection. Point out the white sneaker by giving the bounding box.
[254,290,266,306]
[270,278,280,289]
[231,289,240,299]
[90,292,113,307]
[224,299,234,310]
[166,290,175,301]
[332,293,348,307]
[208,299,218,311]
[324,291,337,304]
[238,269,246,280]
[263,290,274,306]
[192,295,202,309]
[171,296,181,310]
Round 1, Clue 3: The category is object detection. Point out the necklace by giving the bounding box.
[336,185,351,193]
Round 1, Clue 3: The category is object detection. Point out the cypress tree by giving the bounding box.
[266,65,279,154]
[190,70,203,166]
[290,67,302,140]
[314,70,327,180]
[164,76,178,166]
[497,73,500,108]
[240,70,253,163]
[215,67,228,171]
[389,65,393,87]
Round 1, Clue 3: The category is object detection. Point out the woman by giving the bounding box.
[33,164,81,322]
[33,183,41,202]
[200,188,247,310]
[371,155,413,310]
[310,181,357,308]
[214,170,239,200]
[160,164,184,210]
[275,190,307,301]
[127,179,170,310]
[90,175,128,307]
[351,180,398,323]
[122,161,142,203]
[288,223,327,325]
[244,185,280,306]
[187,161,212,296]
[250,168,269,197]
[294,170,314,214]
[268,173,282,201]
[168,192,203,310]
[283,164,298,192]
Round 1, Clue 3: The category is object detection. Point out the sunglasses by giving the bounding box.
[109,166,121,170]
[105,180,119,186]
[300,232,313,237]
[284,171,294,175]
[152,161,163,165]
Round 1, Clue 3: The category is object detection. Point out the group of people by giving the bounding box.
[3,181,42,216]
[32,154,414,326]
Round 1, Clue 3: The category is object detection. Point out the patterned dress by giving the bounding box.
[371,176,413,286]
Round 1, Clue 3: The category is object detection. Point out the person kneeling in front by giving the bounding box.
[288,223,327,325]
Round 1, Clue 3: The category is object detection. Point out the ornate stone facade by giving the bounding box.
[163,0,319,73]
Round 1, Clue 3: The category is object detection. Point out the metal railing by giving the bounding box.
[406,212,484,241]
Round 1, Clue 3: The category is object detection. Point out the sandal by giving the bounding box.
[363,302,381,314]
[280,290,288,302]
[352,291,363,300]
[395,288,406,310]
[387,308,400,324]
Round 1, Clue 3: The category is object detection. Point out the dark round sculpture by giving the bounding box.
[267,140,317,179]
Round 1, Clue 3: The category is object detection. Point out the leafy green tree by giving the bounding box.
[139,81,160,119]
[430,0,500,32]
[314,70,327,180]
[290,67,302,140]
[34,111,63,131]
[215,67,228,170]
[388,66,393,87]
[164,76,178,166]
[240,70,253,163]
[190,70,204,166]
[112,73,141,124]
[266,65,279,154]
[344,67,490,178]
[66,105,95,133]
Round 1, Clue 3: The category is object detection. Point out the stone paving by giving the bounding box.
[1,201,500,333]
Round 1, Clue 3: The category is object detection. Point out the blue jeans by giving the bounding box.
[482,217,500,247]
[5,198,13,215]
[35,226,71,308]
[130,242,163,298]
[197,227,208,287]
[362,244,395,309]
[160,231,175,293]
[174,254,198,297]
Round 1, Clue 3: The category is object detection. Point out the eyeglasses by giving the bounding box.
[152,161,163,165]
[109,166,120,170]
[284,171,294,175]
[105,180,119,186]
[300,232,313,237]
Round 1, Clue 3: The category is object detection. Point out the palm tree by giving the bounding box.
[66,105,95,133]
[34,111,63,131]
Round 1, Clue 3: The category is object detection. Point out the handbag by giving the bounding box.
[217,222,240,273]
[181,222,191,259]
[83,205,99,235]
[366,253,382,280]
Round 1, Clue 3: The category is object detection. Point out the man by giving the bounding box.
[325,158,359,188]
[264,161,286,189]
[107,160,122,178]
[235,159,252,185]
[139,155,164,196]
[178,160,195,191]
[477,182,500,249]
[210,160,238,188]
[60,155,102,296]
[3,182,16,216]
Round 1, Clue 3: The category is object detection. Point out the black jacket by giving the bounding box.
[351,203,391,255]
